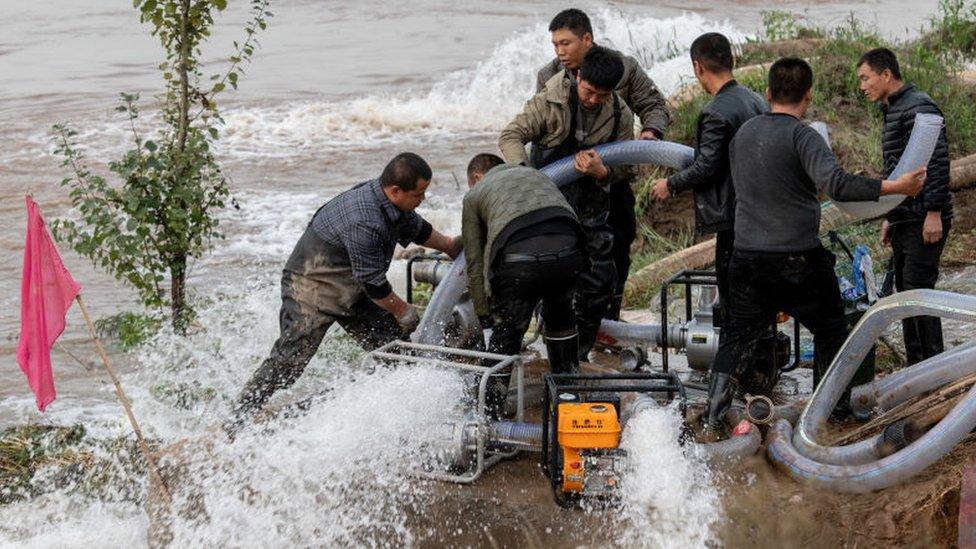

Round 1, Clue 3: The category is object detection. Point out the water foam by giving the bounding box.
[215,10,747,158]
[614,404,723,547]
[33,9,747,164]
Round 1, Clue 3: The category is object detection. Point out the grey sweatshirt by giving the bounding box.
[730,113,882,252]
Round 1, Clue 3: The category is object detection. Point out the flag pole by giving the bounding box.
[74,294,172,503]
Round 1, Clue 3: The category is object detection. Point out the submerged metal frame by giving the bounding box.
[365,340,525,484]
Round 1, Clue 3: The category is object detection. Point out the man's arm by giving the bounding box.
[797,125,925,200]
[499,92,550,165]
[421,229,462,259]
[624,58,670,138]
[460,193,490,317]
[663,112,730,197]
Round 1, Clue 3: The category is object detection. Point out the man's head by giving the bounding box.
[767,57,814,115]
[549,9,594,71]
[690,32,734,91]
[466,153,505,188]
[857,48,903,103]
[380,152,432,212]
[578,45,624,110]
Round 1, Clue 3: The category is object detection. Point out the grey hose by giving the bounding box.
[832,113,943,220]
[793,290,976,466]
[489,421,543,451]
[412,140,694,346]
[849,341,976,419]
[596,319,691,350]
[697,421,763,467]
[764,290,976,491]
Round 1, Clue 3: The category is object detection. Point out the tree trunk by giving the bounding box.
[170,256,187,333]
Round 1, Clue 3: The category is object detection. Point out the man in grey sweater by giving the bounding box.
[702,58,926,430]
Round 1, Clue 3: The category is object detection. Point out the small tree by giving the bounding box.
[52,0,272,332]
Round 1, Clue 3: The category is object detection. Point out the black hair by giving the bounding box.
[579,45,625,91]
[690,32,734,73]
[380,152,432,191]
[857,47,902,80]
[768,57,813,104]
[466,153,505,181]
[548,8,592,38]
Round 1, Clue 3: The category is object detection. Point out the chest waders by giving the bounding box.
[528,89,622,361]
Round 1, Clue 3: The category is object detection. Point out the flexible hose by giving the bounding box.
[792,290,976,466]
[832,113,944,220]
[849,340,976,419]
[489,421,543,451]
[764,290,976,491]
[697,420,763,467]
[412,140,694,345]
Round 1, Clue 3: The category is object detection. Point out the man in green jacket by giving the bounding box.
[535,8,670,319]
[500,45,634,360]
[462,154,583,417]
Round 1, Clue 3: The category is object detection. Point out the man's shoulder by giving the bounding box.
[537,58,562,83]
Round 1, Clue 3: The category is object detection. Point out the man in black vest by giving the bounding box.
[857,47,953,365]
[703,58,926,430]
[650,32,767,320]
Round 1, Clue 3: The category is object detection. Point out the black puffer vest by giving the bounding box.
[881,84,953,224]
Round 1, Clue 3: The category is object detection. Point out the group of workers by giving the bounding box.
[227,9,953,434]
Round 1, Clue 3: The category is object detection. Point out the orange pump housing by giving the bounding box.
[556,402,621,492]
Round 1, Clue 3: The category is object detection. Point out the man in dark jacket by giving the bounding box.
[462,154,583,416]
[229,153,461,431]
[500,45,634,360]
[703,58,926,430]
[857,47,953,365]
[536,8,670,319]
[650,32,767,317]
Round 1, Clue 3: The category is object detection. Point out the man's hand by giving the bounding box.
[445,235,463,259]
[881,166,926,196]
[880,219,891,246]
[651,178,671,201]
[396,304,420,334]
[923,211,944,245]
[639,129,660,141]
[574,150,609,179]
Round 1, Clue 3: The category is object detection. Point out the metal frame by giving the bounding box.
[659,269,802,373]
[365,340,524,484]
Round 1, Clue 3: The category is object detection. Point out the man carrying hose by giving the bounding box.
[857,48,953,365]
[500,45,635,361]
[227,153,461,432]
[703,58,927,431]
[535,8,669,320]
[461,154,584,418]
[649,32,767,322]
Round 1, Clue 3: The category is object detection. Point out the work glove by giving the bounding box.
[396,304,421,334]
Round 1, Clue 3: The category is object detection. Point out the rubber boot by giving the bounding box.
[545,330,580,374]
[704,372,734,432]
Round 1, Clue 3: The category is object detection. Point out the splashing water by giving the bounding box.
[614,404,724,548]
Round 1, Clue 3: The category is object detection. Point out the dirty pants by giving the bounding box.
[711,246,848,397]
[890,219,951,365]
[606,179,637,320]
[485,249,583,414]
[234,227,402,419]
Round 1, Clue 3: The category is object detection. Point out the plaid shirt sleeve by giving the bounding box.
[343,220,394,296]
[397,211,433,247]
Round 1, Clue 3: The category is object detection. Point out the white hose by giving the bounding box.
[832,113,944,220]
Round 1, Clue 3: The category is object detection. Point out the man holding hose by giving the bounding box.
[703,58,927,431]
[857,47,953,366]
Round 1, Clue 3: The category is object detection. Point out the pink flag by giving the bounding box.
[17,195,81,411]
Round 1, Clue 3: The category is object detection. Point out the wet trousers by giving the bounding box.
[890,219,951,365]
[486,252,583,414]
[711,246,848,394]
[606,179,637,320]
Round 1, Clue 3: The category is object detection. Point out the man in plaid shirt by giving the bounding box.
[229,153,461,429]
